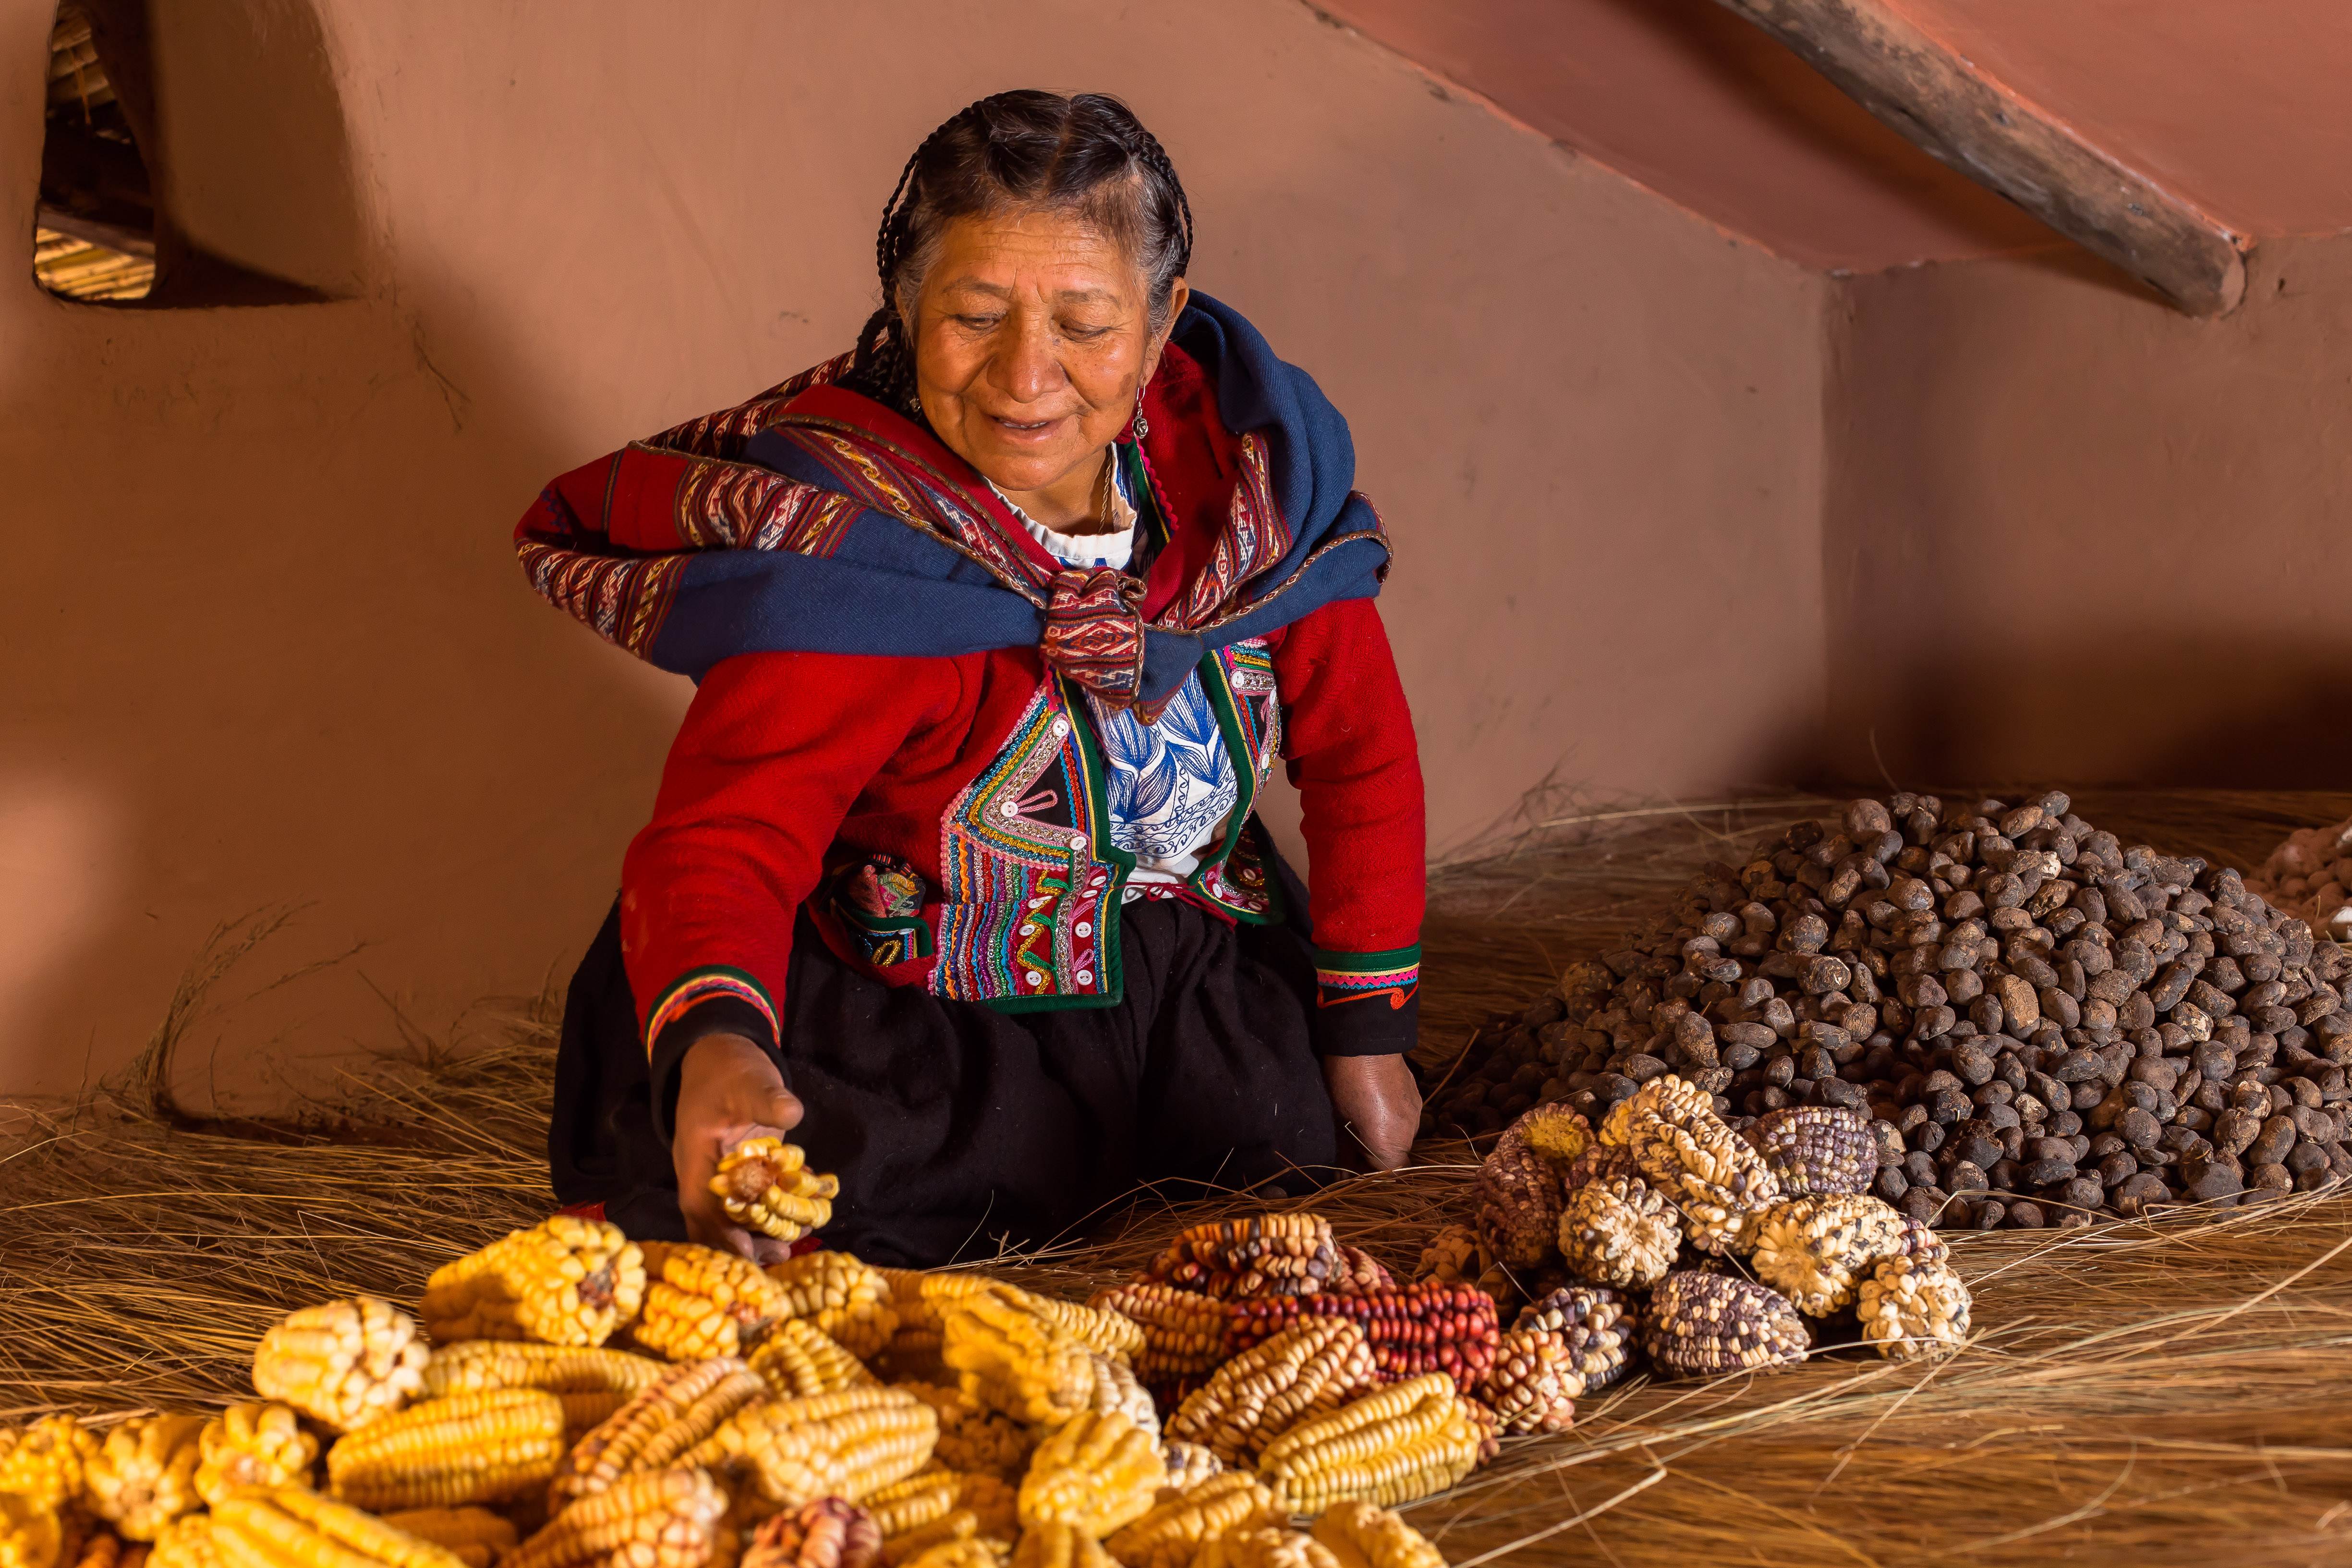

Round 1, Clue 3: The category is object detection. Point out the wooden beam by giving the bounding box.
[36,205,155,260]
[1713,0,2247,316]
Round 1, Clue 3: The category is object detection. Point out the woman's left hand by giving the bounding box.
[1323,1054,1422,1171]
[673,1033,807,1264]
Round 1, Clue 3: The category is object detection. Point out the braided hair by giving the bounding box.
[844,91,1194,417]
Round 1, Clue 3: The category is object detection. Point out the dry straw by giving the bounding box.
[2,789,2349,1567]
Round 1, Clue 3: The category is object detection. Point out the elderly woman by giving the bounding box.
[519,91,1425,1266]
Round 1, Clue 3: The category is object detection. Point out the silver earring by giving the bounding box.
[1132,391,1149,439]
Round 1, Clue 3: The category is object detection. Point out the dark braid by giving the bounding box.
[843,91,1195,417]
[848,100,992,413]
[1130,130,1194,279]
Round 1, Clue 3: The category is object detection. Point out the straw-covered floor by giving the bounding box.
[5,789,2351,1567]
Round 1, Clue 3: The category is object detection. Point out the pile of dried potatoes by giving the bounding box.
[1424,793,2352,1228]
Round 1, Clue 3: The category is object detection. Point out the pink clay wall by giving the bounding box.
[1821,235,2352,791]
[0,0,1827,1105]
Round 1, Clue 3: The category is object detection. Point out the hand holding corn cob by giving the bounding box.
[671,1035,808,1264]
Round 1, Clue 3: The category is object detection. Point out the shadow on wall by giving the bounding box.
[2,0,695,1107]
[1821,234,2352,792]
[0,267,690,1109]
[1847,632,2352,791]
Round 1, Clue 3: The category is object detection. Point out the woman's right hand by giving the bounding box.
[673,1032,807,1263]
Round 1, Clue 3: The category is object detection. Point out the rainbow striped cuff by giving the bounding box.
[643,965,779,1056]
[1309,943,1421,1056]
[1312,944,1422,1006]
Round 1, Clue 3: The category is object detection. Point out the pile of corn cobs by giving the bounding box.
[0,1139,1475,1568]
[1425,793,2352,1227]
[1434,1081,1972,1383]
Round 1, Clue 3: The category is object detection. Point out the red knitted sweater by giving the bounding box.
[552,351,1427,1087]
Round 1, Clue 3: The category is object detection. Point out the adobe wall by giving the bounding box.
[1821,234,2352,790]
[0,0,1826,1105]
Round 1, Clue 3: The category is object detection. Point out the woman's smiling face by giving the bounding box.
[907,207,1186,499]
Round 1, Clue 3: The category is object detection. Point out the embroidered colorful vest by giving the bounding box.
[825,637,1284,1011]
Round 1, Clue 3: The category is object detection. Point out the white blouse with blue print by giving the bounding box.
[990,456,1238,890]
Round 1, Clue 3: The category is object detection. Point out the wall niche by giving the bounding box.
[30,0,362,306]
[35,2,153,300]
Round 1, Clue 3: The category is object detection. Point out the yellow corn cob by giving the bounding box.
[713,1139,841,1243]
[0,1492,61,1568]
[210,1486,469,1568]
[1195,1530,1339,1568]
[943,1291,1098,1429]
[1010,1299,1143,1364]
[378,1510,519,1568]
[423,1342,666,1401]
[1014,1413,1161,1538]
[253,1297,431,1433]
[876,1272,996,1337]
[883,1510,976,1565]
[688,1387,936,1514]
[327,1388,568,1510]
[740,1497,882,1568]
[0,1416,98,1514]
[762,1255,898,1362]
[423,1219,647,1350]
[632,1244,792,1361]
[949,1474,1018,1544]
[48,1518,84,1568]
[1078,1356,1157,1438]
[1156,1442,1222,1497]
[875,1273,1000,1381]
[1008,1523,1113,1568]
[1255,1376,1480,1515]
[897,1540,1001,1568]
[1307,1503,1444,1568]
[421,1342,667,1443]
[1084,1288,1229,1387]
[194,1403,318,1508]
[863,1471,958,1542]
[549,1358,767,1510]
[1103,1473,1284,1568]
[1167,1320,1377,1468]
[144,1518,213,1568]
[747,1321,877,1401]
[884,1269,936,1316]
[884,1391,1025,1495]
[1476,1331,1576,1438]
[550,1392,633,1443]
[879,1330,944,1375]
[507,1469,727,1568]
[84,1416,205,1542]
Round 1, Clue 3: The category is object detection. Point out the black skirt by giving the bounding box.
[549,893,1342,1266]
